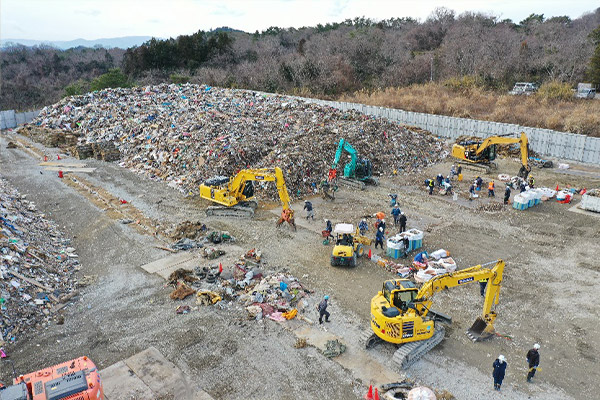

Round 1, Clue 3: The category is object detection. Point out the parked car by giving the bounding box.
[509,82,538,95]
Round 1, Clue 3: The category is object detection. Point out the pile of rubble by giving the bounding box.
[0,177,79,344]
[168,248,312,322]
[26,84,446,200]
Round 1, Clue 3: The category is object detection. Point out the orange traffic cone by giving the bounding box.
[364,385,373,400]
[373,388,380,400]
[556,184,559,191]
[57,154,61,160]
[368,249,372,259]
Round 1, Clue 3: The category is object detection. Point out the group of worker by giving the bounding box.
[492,343,541,391]
[425,174,453,195]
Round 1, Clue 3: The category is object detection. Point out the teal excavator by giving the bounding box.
[327,138,377,190]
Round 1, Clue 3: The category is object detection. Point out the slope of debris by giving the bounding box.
[28,84,446,199]
[0,177,79,344]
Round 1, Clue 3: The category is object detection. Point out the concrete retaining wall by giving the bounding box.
[298,98,600,165]
[0,110,40,130]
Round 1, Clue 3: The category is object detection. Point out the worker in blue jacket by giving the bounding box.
[414,251,428,264]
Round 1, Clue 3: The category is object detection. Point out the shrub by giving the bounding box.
[63,79,89,97]
[90,68,131,91]
[536,81,573,101]
[169,73,191,84]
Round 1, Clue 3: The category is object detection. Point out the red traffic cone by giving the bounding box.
[373,388,380,400]
[218,263,223,274]
[44,155,48,162]
[555,184,559,191]
[57,154,61,160]
[364,385,373,400]
[368,249,372,259]
[58,170,64,179]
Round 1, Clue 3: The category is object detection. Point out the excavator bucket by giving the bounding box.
[466,317,494,342]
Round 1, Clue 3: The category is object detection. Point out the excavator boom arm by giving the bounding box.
[474,133,529,170]
[228,168,291,210]
[413,260,505,322]
[331,138,358,176]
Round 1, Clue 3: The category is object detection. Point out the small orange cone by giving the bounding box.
[57,154,61,160]
[364,385,373,400]
[556,184,559,191]
[373,388,380,400]
[368,249,372,259]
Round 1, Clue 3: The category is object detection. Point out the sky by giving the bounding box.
[1,0,598,41]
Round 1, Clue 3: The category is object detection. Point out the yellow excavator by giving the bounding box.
[199,168,295,229]
[451,132,531,178]
[363,260,505,369]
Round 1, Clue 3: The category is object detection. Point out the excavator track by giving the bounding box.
[361,329,383,349]
[205,205,254,218]
[391,325,446,369]
[338,177,366,190]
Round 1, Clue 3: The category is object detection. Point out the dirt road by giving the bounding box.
[1,133,598,399]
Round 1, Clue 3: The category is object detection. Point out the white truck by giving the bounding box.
[576,83,597,99]
[509,82,538,95]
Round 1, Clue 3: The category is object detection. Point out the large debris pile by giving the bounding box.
[0,178,79,344]
[27,84,445,200]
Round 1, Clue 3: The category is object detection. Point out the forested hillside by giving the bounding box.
[122,9,600,94]
[2,7,600,127]
[1,46,124,110]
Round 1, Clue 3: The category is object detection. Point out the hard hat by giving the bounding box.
[394,204,399,207]
[324,218,329,222]
[304,200,308,202]
[401,211,405,215]
[379,227,383,232]
[362,218,366,222]
[533,343,540,350]
[382,219,385,222]
[498,355,506,363]
[324,295,329,300]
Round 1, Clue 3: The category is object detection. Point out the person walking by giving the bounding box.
[528,175,535,189]
[479,278,488,297]
[469,182,476,201]
[391,205,401,226]
[488,180,495,197]
[399,212,407,233]
[493,355,507,391]
[317,295,330,324]
[428,179,435,195]
[375,227,385,249]
[504,184,511,205]
[526,343,541,382]
[476,176,483,191]
[323,219,333,240]
[389,193,398,207]
[303,200,314,220]
[379,219,387,234]
[358,218,368,235]
[450,165,457,179]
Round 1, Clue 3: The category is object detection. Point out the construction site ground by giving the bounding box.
[1,132,599,400]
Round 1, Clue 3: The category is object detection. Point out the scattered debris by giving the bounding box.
[196,290,222,306]
[168,268,197,284]
[175,305,191,314]
[167,221,207,240]
[322,339,346,358]
[0,177,79,344]
[477,203,505,212]
[6,142,17,149]
[172,237,204,251]
[294,338,307,349]
[169,283,195,300]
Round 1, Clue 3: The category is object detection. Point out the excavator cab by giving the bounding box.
[382,280,419,315]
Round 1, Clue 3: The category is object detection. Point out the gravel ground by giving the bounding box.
[1,132,599,399]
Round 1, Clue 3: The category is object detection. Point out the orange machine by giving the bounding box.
[0,356,104,400]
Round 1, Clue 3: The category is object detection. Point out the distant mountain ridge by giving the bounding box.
[0,36,154,50]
